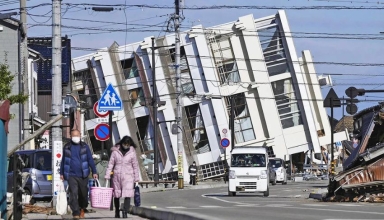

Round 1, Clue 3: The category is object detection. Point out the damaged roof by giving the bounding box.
[334,116,354,133]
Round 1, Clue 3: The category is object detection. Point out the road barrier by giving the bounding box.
[129,205,218,220]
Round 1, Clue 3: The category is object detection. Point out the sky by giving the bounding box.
[1,0,383,120]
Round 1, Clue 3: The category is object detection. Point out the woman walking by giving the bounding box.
[105,136,140,218]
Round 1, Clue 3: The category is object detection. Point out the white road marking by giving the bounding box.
[166,206,187,209]
[264,204,292,207]
[235,204,260,207]
[201,193,247,205]
[272,206,384,215]
[200,205,222,208]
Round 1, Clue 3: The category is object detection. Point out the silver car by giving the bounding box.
[7,149,64,204]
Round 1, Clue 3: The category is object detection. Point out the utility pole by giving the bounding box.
[151,37,160,185]
[20,0,30,148]
[51,0,62,206]
[175,0,184,189]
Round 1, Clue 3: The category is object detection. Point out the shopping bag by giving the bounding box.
[56,181,67,215]
[134,186,141,207]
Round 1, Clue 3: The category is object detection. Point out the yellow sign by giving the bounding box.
[47,175,52,181]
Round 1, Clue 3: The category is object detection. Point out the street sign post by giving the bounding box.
[220,138,230,148]
[323,88,341,178]
[94,124,110,141]
[98,83,123,111]
[93,101,109,118]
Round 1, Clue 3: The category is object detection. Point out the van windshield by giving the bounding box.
[231,154,266,167]
[269,159,282,168]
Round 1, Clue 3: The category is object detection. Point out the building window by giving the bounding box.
[185,104,210,153]
[128,88,144,108]
[169,47,195,94]
[210,36,240,85]
[121,58,138,79]
[225,93,256,143]
[73,69,98,120]
[135,116,154,162]
[258,26,290,77]
[271,79,303,129]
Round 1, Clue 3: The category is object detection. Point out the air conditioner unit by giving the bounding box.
[318,75,333,87]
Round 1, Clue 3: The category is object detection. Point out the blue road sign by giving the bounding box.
[94,124,110,141]
[220,138,230,148]
[98,83,122,111]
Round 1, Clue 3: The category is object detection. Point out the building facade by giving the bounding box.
[71,11,347,182]
[0,16,24,150]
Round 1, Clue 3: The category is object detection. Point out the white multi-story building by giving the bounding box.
[71,11,347,182]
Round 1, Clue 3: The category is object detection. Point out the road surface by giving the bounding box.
[141,181,384,220]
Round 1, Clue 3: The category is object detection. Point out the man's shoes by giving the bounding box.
[79,209,85,219]
[73,216,80,219]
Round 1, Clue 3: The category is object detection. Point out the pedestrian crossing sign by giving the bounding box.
[98,83,123,111]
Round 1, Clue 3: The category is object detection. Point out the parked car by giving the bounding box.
[7,149,65,204]
[268,162,277,185]
[269,157,287,185]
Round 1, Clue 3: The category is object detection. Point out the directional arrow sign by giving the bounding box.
[323,88,341,108]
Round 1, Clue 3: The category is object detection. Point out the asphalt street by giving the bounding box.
[141,180,384,220]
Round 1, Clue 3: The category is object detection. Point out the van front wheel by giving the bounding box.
[263,187,269,197]
[228,191,236,196]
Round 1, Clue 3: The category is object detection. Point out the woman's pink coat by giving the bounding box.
[105,145,140,198]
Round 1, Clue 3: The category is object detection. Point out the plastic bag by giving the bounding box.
[56,181,67,215]
[134,186,140,207]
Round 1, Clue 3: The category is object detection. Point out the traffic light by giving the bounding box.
[13,154,25,220]
[345,87,362,115]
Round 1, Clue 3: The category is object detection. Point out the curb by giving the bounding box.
[141,183,227,194]
[129,206,219,220]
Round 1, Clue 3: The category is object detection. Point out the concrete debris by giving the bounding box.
[326,193,384,203]
[23,204,56,215]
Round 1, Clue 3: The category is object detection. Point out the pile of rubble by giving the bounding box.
[23,204,56,215]
[327,193,384,203]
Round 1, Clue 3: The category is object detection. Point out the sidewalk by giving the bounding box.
[24,208,148,220]
[22,180,225,220]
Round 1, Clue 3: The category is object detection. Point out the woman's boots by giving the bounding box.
[121,197,130,218]
[113,197,130,218]
[114,198,120,218]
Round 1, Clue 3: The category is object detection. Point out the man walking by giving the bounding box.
[60,129,98,219]
[188,161,197,185]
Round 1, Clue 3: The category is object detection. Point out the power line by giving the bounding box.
[26,23,384,41]
[64,3,384,10]
[4,3,384,12]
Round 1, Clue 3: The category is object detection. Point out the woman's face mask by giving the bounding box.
[122,144,129,149]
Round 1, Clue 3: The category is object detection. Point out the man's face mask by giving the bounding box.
[72,137,81,144]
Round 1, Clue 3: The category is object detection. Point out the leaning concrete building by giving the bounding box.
[71,10,347,182]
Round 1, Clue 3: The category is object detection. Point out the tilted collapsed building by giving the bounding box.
[328,103,384,199]
[71,10,347,182]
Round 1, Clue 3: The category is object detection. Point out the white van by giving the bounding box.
[228,147,269,197]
